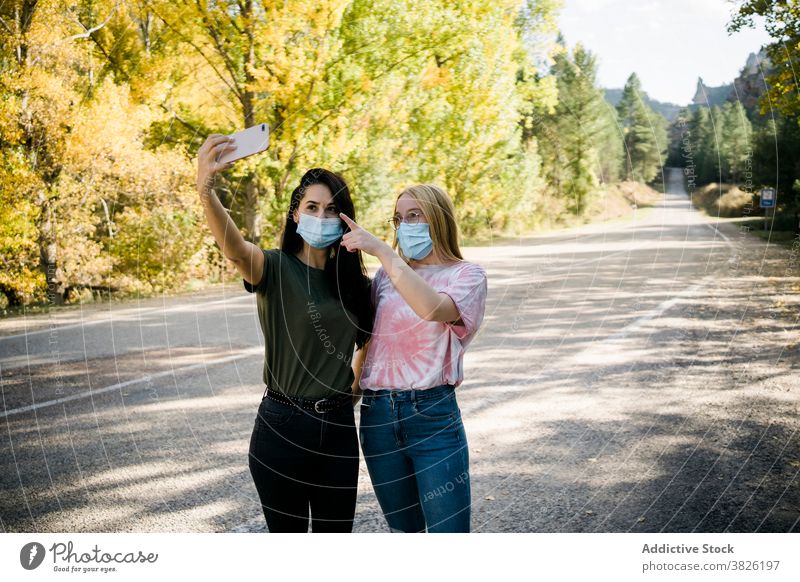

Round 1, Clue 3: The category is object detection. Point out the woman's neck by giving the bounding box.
[409,250,448,267]
[295,243,328,270]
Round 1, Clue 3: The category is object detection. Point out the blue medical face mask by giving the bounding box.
[397,222,433,260]
[296,212,343,249]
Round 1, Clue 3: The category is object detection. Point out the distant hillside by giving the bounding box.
[665,51,773,168]
[604,88,682,121]
[604,51,768,121]
[691,77,734,107]
[683,51,770,116]
[731,49,771,119]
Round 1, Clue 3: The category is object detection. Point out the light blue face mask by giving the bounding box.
[296,213,343,249]
[397,222,433,260]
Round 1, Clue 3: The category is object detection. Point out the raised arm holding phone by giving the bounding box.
[196,134,264,286]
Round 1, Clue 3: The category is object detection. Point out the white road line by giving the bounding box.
[0,346,263,419]
[602,281,708,342]
[700,221,733,244]
[460,208,735,415]
[459,278,710,416]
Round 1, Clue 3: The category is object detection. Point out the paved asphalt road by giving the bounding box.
[1,168,798,532]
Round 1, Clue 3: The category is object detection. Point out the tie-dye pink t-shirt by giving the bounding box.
[360,260,488,391]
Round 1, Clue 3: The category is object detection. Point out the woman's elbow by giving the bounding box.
[419,310,437,322]
[223,243,250,264]
[420,305,452,322]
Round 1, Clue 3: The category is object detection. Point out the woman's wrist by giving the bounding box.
[197,172,215,195]
[375,242,396,264]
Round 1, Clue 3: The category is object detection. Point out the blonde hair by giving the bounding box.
[393,184,463,262]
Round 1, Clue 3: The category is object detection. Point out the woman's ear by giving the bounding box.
[292,209,299,224]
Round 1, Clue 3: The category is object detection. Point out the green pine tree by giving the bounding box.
[617,73,667,183]
[538,40,618,214]
[719,101,753,184]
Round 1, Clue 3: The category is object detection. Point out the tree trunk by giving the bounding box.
[239,0,259,243]
[36,190,65,305]
[243,178,262,244]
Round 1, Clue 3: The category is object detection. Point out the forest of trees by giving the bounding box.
[0,0,679,308]
[667,0,800,220]
[668,101,754,186]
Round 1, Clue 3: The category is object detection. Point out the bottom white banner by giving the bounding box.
[1,533,797,581]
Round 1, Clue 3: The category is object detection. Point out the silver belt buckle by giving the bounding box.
[314,399,327,413]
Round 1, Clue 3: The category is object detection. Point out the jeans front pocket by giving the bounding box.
[413,390,458,420]
[255,398,296,429]
[359,392,375,414]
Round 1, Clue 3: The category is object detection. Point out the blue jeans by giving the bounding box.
[358,384,470,532]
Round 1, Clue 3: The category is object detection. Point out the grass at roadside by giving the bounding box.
[749,228,800,245]
[689,182,800,249]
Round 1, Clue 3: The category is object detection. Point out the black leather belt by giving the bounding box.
[265,388,352,413]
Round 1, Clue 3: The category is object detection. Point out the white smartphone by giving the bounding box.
[216,122,270,164]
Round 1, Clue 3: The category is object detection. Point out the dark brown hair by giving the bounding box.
[281,168,373,348]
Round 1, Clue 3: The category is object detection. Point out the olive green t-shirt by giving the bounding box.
[243,249,358,399]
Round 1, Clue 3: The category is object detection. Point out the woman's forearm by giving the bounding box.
[336,212,459,322]
[351,341,370,391]
[199,181,249,262]
[375,247,459,322]
[351,341,370,405]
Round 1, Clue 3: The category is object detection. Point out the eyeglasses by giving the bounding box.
[388,211,425,230]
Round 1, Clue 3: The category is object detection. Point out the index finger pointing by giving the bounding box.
[339,213,359,229]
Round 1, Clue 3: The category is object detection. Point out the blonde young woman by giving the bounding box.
[340,184,487,532]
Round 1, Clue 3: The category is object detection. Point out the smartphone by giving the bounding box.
[216,123,269,164]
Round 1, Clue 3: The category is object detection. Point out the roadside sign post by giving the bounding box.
[759,188,776,231]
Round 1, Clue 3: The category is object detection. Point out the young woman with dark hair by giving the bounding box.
[196,134,372,532]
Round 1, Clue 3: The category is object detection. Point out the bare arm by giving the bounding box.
[196,134,264,286]
[338,214,460,322]
[351,340,371,406]
[374,248,460,322]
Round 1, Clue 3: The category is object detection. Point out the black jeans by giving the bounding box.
[248,394,359,532]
